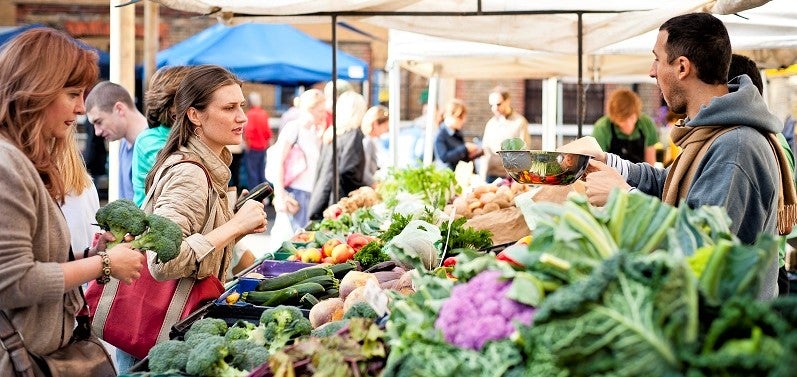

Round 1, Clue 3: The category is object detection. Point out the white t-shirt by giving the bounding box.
[61,180,101,256]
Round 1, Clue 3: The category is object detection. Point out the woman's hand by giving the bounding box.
[106,243,146,285]
[230,198,267,235]
[583,160,631,206]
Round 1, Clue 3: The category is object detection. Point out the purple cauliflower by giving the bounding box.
[434,270,534,350]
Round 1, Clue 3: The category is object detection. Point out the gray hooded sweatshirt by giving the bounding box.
[616,75,782,298]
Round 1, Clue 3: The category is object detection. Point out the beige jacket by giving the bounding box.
[145,136,236,282]
[0,138,77,375]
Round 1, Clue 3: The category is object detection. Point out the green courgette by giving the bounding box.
[255,266,331,291]
[242,282,326,306]
[300,274,339,291]
[329,261,357,279]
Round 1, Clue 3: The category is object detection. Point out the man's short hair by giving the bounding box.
[660,13,731,86]
[729,53,764,95]
[85,81,136,113]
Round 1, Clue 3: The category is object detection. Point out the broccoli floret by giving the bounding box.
[185,335,245,377]
[260,305,312,353]
[131,214,183,263]
[95,199,148,246]
[185,332,214,348]
[184,318,228,343]
[247,324,267,346]
[224,320,256,342]
[228,339,269,371]
[343,302,379,320]
[147,339,190,373]
[310,319,349,338]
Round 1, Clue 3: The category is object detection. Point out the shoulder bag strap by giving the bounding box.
[0,247,83,377]
[154,157,219,344]
[0,311,36,377]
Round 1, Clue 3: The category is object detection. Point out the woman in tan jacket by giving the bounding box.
[143,64,267,283]
[0,28,145,375]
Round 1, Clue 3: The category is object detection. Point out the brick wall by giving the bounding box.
[454,79,525,139]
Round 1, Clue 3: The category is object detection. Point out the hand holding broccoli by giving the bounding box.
[95,199,184,263]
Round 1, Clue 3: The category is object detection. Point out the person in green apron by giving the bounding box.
[592,88,659,164]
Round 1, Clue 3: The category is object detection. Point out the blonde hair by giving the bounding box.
[445,99,467,119]
[606,89,642,124]
[0,28,98,203]
[335,91,367,135]
[58,126,91,195]
[296,88,325,111]
[361,105,389,135]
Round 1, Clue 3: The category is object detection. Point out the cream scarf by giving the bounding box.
[663,124,797,235]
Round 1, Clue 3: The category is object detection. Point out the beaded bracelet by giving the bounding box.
[96,251,111,285]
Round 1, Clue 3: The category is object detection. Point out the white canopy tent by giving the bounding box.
[386,0,797,156]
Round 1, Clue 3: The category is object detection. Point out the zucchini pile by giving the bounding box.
[241,262,356,308]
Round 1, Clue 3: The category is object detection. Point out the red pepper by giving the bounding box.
[496,249,523,268]
[443,257,457,267]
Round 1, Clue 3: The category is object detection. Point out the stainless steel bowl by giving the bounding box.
[497,150,591,185]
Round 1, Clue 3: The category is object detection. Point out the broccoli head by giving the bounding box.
[343,302,379,320]
[147,339,191,373]
[184,317,228,343]
[131,214,183,263]
[184,335,245,377]
[228,339,269,371]
[260,305,312,353]
[224,321,256,342]
[95,199,148,245]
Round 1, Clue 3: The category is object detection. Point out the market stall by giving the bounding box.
[107,144,797,376]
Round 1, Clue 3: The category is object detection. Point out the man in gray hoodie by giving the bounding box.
[579,12,785,299]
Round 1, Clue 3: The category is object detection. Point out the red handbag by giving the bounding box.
[84,267,223,359]
[85,155,225,360]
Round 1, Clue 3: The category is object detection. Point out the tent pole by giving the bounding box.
[388,63,401,169]
[331,15,339,202]
[142,1,159,94]
[109,0,135,202]
[423,66,440,166]
[577,12,584,139]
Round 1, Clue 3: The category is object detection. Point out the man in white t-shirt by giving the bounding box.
[479,86,531,183]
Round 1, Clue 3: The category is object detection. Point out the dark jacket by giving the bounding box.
[434,123,470,170]
[308,129,367,220]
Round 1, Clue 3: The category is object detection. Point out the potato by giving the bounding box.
[479,192,496,205]
[493,197,513,209]
[496,185,512,198]
[394,270,415,293]
[482,202,500,213]
[309,298,344,328]
[343,286,368,313]
[339,271,378,300]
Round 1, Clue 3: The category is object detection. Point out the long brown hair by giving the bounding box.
[144,65,242,191]
[0,27,98,203]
